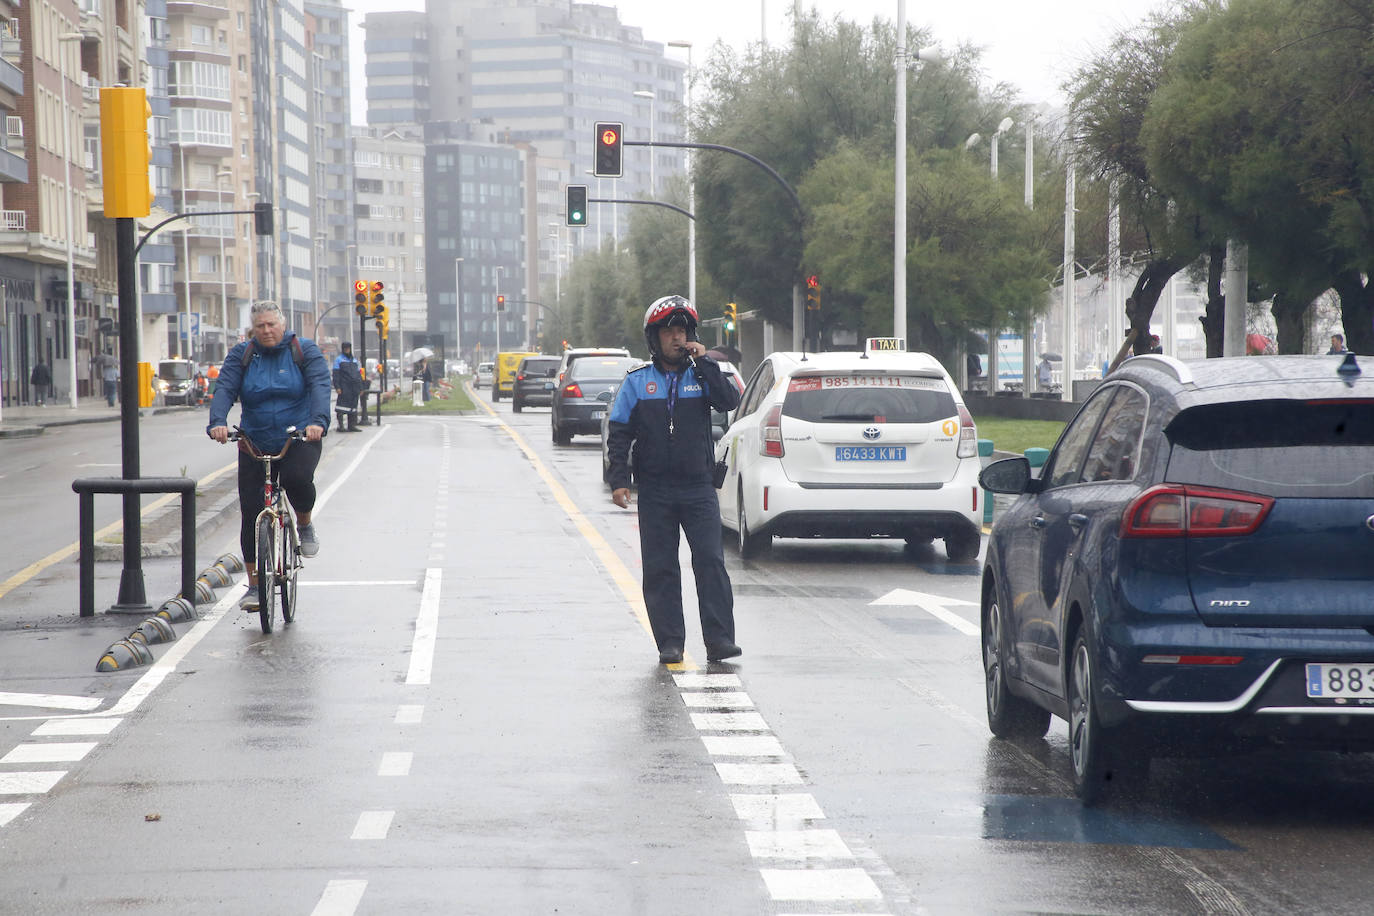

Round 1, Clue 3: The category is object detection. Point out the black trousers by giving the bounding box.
[636,482,735,650]
[237,440,321,564]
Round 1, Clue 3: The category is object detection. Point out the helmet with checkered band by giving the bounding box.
[643,295,699,356]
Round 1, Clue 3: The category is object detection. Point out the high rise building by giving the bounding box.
[305,0,353,350]
[351,125,425,355]
[267,0,313,339]
[360,11,427,127]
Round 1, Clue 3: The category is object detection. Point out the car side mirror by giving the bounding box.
[544,381,555,390]
[979,456,1034,494]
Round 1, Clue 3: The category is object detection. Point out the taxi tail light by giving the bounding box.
[957,404,977,458]
[563,383,583,398]
[760,405,784,458]
[1120,485,1274,538]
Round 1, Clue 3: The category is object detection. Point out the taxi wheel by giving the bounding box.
[945,531,980,562]
[737,487,771,558]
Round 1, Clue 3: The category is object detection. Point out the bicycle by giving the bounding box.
[228,426,307,634]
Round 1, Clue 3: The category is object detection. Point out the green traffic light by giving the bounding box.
[571,210,584,223]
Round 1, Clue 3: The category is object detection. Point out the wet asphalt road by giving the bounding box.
[3,396,1374,913]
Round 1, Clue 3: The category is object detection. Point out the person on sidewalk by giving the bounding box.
[29,361,51,406]
[98,353,118,406]
[206,302,331,611]
[606,296,743,665]
[332,341,364,431]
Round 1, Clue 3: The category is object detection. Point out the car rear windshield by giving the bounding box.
[781,375,956,424]
[570,357,640,381]
[520,358,560,376]
[1165,399,1374,497]
[158,362,193,380]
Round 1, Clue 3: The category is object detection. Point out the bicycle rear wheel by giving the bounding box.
[280,518,299,623]
[256,516,278,634]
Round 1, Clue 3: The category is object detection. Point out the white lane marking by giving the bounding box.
[31,718,121,736]
[673,674,742,689]
[689,712,768,731]
[682,692,754,709]
[299,580,413,587]
[746,829,854,860]
[1,743,97,764]
[378,752,412,777]
[309,879,368,916]
[0,803,30,827]
[760,868,884,901]
[0,772,66,794]
[714,762,804,785]
[394,705,423,725]
[350,810,394,840]
[869,588,979,636]
[730,794,826,822]
[0,693,102,711]
[405,568,441,686]
[702,735,785,757]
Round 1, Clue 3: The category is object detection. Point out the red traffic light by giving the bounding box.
[354,280,368,293]
[371,281,384,292]
[600,127,618,146]
[806,275,820,289]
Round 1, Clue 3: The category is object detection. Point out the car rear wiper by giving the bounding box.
[821,413,877,421]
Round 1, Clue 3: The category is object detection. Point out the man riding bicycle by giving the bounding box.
[207,302,331,610]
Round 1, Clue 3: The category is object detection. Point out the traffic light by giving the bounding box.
[254,201,274,236]
[370,281,388,337]
[724,302,737,332]
[566,185,588,227]
[99,87,154,218]
[496,294,506,312]
[593,121,623,178]
[806,274,821,311]
[354,280,369,317]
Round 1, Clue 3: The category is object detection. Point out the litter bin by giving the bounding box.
[411,379,424,407]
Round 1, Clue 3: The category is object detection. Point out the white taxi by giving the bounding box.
[717,338,983,560]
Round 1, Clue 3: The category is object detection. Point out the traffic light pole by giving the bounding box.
[112,216,149,611]
[357,312,370,426]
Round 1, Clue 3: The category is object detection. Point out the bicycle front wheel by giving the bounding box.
[256,515,278,634]
[280,518,299,624]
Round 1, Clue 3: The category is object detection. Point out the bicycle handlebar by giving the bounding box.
[226,426,308,460]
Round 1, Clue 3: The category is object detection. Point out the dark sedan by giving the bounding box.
[978,354,1374,803]
[512,355,561,413]
[552,357,642,445]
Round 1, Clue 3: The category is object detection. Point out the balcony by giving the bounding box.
[1,208,23,230]
[0,144,25,183]
[167,0,231,18]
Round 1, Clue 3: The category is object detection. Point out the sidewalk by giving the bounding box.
[0,396,163,438]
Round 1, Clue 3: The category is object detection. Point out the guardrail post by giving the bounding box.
[72,477,197,616]
[78,490,95,618]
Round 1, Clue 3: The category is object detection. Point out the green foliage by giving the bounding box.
[973,416,1065,455]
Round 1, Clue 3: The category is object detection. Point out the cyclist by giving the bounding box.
[606,296,742,664]
[207,302,331,611]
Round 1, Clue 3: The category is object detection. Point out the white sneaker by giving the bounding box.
[298,524,319,558]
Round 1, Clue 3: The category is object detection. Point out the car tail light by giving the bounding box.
[516,373,526,381]
[956,404,977,458]
[563,383,583,399]
[760,405,784,458]
[1120,484,1274,538]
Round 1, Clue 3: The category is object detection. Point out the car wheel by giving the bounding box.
[1068,629,1142,804]
[983,584,1051,739]
[736,485,770,558]
[944,530,981,562]
[492,387,501,402]
[513,397,523,413]
[552,420,572,446]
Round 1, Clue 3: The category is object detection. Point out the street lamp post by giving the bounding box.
[668,39,694,304]
[633,89,656,194]
[217,168,232,361]
[990,116,1013,179]
[58,32,83,407]
[893,2,939,341]
[453,256,464,361]
[245,191,260,318]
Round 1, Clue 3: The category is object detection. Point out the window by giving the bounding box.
[190,25,212,47]
[1080,387,1148,483]
[1042,393,1114,489]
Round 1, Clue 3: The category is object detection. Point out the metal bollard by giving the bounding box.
[978,438,995,526]
[1024,447,1050,475]
[412,379,424,407]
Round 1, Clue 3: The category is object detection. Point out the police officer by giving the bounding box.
[332,341,364,431]
[607,296,743,665]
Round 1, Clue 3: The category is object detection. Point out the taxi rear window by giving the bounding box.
[782,375,956,424]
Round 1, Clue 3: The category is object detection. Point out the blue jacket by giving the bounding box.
[208,333,331,452]
[607,355,740,490]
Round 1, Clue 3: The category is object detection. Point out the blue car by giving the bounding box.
[978,353,1374,803]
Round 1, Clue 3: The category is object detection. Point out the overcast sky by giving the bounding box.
[344,0,1169,124]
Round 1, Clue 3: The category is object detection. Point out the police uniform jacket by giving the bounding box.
[607,355,740,491]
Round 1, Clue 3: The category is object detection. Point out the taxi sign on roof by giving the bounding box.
[866,337,906,352]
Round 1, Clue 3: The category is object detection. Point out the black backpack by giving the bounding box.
[240,336,306,368]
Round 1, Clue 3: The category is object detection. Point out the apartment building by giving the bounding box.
[351,124,424,356]
[305,0,352,352]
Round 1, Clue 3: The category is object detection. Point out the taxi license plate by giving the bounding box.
[592,409,606,420]
[835,446,906,461]
[1305,663,1374,699]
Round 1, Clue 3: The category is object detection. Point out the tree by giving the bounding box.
[1067,3,1222,357]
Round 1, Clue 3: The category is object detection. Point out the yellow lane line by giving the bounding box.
[0,460,238,603]
[470,396,667,654]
